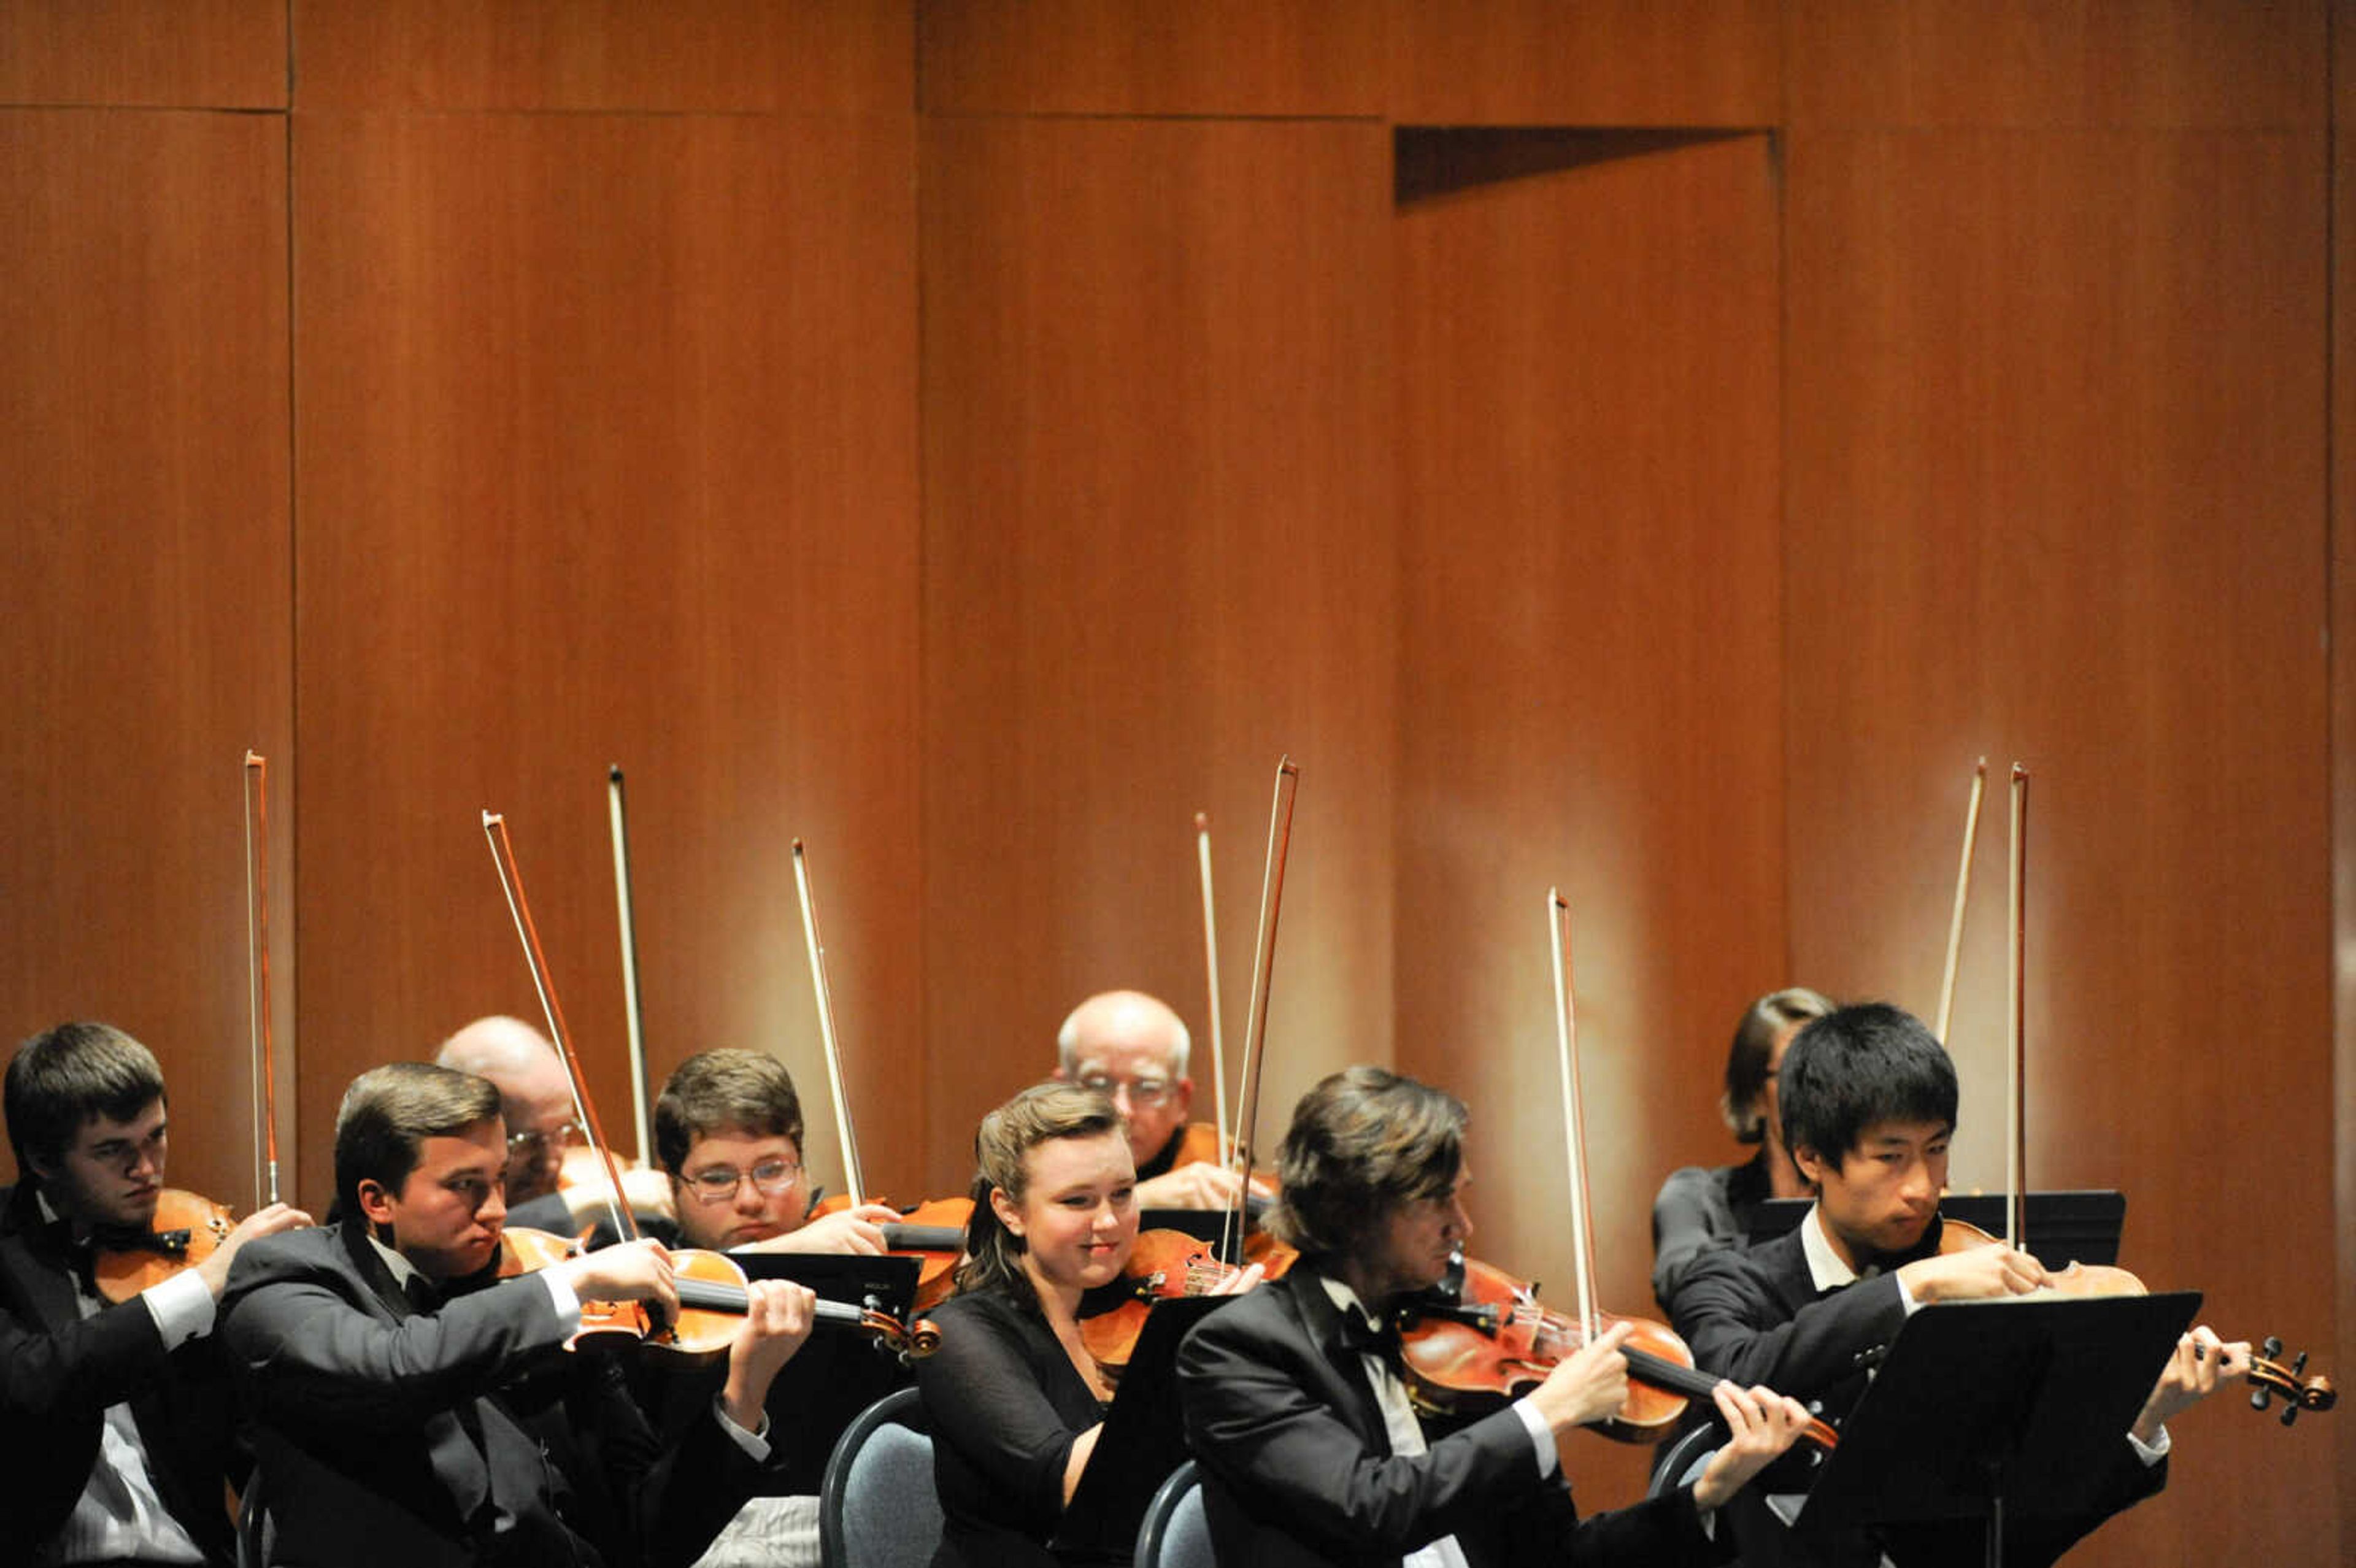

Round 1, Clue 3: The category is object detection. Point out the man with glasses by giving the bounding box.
[1054,989,1265,1210]
[644,1048,904,1568]
[436,1015,675,1237]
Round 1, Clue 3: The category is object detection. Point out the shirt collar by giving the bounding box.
[1317,1273,1382,1332]
[1800,1201,1861,1292]
[366,1232,424,1293]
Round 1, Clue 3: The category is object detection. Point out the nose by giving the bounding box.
[1899,1158,1936,1206]
[734,1175,768,1213]
[480,1182,508,1225]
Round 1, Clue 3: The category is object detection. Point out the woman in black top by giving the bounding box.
[1649,988,1836,1312]
[915,1081,1250,1567]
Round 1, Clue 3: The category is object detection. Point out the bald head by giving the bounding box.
[436,1015,573,1206]
[1055,990,1194,1167]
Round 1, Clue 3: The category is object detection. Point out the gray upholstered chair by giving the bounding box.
[818,1386,943,1568]
[1132,1459,1212,1568]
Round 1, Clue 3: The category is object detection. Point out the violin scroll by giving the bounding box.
[2248,1336,2335,1427]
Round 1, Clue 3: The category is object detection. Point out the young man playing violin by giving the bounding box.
[1177,1064,1815,1568]
[1665,1002,2247,1568]
[0,1020,312,1568]
[627,1048,907,1568]
[217,1061,815,1568]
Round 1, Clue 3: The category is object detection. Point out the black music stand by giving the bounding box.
[1052,1294,1232,1565]
[1793,1291,2198,1568]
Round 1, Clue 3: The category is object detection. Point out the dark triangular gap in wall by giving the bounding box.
[1395,127,1755,207]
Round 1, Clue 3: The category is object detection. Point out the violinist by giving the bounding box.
[437,1014,676,1236]
[1665,1003,2246,1568]
[1053,990,1260,1211]
[1176,1066,1814,1568]
[216,1061,814,1568]
[1650,988,1834,1309]
[634,1048,907,1568]
[0,1020,312,1568]
[913,1081,1258,1568]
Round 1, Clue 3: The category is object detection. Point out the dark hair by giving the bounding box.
[1268,1066,1466,1257]
[334,1062,504,1218]
[654,1050,804,1177]
[954,1081,1124,1311]
[1777,1003,1958,1167]
[5,1022,169,1172]
[1722,987,1837,1141]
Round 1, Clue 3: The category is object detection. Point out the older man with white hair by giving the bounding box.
[1053,989,1265,1211]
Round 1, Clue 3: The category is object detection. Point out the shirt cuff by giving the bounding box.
[1894,1271,1923,1316]
[712,1393,773,1459]
[141,1267,216,1348]
[1511,1397,1558,1477]
[2127,1424,2169,1466]
[539,1268,583,1330]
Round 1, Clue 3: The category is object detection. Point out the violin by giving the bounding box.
[496,1226,938,1361]
[91,1189,237,1304]
[1077,1226,1292,1375]
[1398,1253,1839,1451]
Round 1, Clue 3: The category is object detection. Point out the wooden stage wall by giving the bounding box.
[1,4,2343,1558]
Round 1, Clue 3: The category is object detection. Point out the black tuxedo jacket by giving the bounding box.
[1176,1259,1725,1568]
[218,1221,771,1568]
[0,1182,240,1568]
[1668,1222,2167,1568]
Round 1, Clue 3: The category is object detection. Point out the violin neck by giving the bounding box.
[673,1274,865,1331]
[1620,1345,1722,1402]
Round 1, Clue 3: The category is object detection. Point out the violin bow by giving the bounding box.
[606,766,653,1167]
[242,751,281,1208]
[1934,758,1987,1043]
[483,810,639,1243]
[792,839,865,1209]
[1220,756,1298,1265]
[1195,811,1231,1154]
[2005,764,2027,1251]
[1548,890,1601,1338]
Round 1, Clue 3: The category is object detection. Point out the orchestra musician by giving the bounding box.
[1052,990,1260,1212]
[1177,1065,1814,1568]
[1664,1002,2246,1568]
[0,1020,312,1568]
[1650,988,1834,1309]
[636,1048,908,1568]
[437,1014,676,1236]
[913,1080,1258,1567]
[217,1061,814,1568]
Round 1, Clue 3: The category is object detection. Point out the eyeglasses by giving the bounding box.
[1076,1072,1174,1109]
[507,1121,583,1159]
[682,1158,804,1204]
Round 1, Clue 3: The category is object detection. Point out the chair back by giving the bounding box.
[818,1386,942,1568]
[1132,1459,1212,1568]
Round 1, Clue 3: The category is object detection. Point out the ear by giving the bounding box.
[1790,1143,1832,1188]
[988,1185,1024,1240]
[1169,1077,1195,1118]
[23,1148,57,1183]
[356,1177,398,1229]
